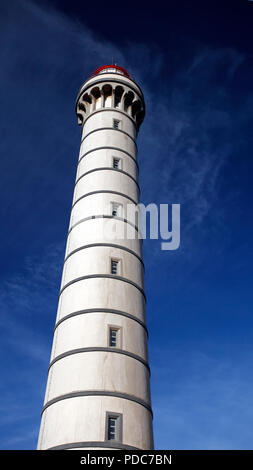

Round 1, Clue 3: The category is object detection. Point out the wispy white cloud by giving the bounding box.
[1,429,39,449]
[140,47,243,211]
[0,242,64,318]
[139,46,251,281]
[151,348,253,449]
[0,242,65,448]
[2,1,243,268]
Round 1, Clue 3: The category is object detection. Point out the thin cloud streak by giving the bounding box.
[151,348,253,449]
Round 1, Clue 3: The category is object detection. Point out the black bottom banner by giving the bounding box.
[0,450,253,467]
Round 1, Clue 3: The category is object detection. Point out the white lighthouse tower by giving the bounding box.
[37,65,154,450]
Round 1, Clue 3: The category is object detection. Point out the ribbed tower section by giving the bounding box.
[37,65,154,450]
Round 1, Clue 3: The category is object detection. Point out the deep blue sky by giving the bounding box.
[1,0,253,450]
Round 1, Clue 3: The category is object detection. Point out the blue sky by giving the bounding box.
[1,0,253,449]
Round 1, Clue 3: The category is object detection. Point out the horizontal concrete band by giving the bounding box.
[48,441,141,451]
[48,347,150,372]
[76,76,144,108]
[59,274,146,300]
[68,214,140,235]
[64,243,144,267]
[42,390,153,416]
[54,308,148,334]
[78,145,139,170]
[72,189,138,209]
[82,107,138,128]
[75,167,140,192]
[81,127,137,149]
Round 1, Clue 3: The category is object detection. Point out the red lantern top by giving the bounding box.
[89,65,132,79]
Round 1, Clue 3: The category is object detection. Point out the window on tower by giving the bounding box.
[113,157,120,169]
[108,417,117,440]
[112,203,118,217]
[111,202,122,217]
[110,329,117,347]
[109,327,120,348]
[105,413,122,442]
[113,119,121,129]
[111,259,119,275]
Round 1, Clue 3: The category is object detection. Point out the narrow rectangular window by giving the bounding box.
[111,259,118,275]
[106,412,123,442]
[108,417,117,440]
[113,158,120,169]
[109,328,118,347]
[113,119,120,129]
[111,202,122,217]
[112,203,118,217]
[112,156,122,170]
[111,202,122,218]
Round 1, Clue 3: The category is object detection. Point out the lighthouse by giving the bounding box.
[37,65,154,450]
